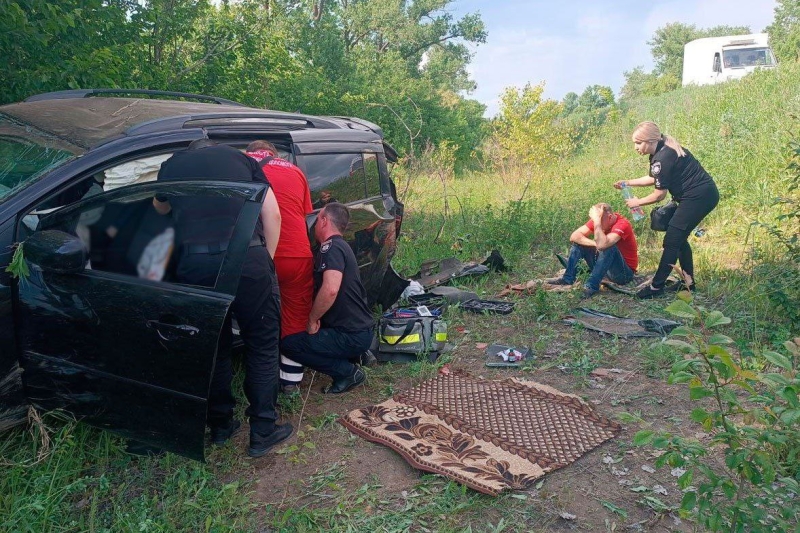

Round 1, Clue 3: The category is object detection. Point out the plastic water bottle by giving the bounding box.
[620,183,645,221]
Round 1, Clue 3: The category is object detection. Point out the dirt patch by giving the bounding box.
[225,290,701,531]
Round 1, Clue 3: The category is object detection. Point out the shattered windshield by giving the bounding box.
[0,116,81,204]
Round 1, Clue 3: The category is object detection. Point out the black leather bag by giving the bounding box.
[650,201,678,231]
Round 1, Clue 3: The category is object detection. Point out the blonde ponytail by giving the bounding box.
[632,121,686,157]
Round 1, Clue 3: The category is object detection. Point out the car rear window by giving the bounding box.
[0,116,80,204]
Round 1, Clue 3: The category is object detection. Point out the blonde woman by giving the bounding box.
[614,121,719,298]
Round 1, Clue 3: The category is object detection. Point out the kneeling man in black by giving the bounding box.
[280,203,374,393]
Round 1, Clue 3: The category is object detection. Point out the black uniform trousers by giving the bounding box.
[178,246,281,436]
[653,182,719,288]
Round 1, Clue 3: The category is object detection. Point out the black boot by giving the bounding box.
[210,419,242,446]
[248,423,294,458]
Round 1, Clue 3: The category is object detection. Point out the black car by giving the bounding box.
[0,89,406,459]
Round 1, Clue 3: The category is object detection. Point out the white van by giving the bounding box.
[682,33,777,86]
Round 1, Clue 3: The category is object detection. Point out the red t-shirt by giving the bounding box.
[586,213,638,271]
[247,150,313,258]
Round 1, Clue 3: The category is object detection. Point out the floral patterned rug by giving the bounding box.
[339,370,621,495]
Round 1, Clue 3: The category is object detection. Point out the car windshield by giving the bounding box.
[0,116,80,204]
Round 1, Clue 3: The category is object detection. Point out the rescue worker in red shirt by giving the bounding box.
[548,202,638,299]
[246,141,314,394]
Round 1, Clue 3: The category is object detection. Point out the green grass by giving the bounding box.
[2,62,798,532]
[265,475,549,533]
[0,413,258,532]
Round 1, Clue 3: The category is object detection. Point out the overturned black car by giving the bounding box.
[0,89,406,459]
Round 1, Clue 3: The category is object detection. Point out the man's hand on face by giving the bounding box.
[589,206,603,225]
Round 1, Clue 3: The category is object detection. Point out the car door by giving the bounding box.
[13,181,267,460]
[291,136,400,305]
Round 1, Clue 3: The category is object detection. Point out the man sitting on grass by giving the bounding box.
[548,203,638,299]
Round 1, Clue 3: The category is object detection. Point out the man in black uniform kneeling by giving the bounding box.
[280,202,374,394]
[157,139,293,458]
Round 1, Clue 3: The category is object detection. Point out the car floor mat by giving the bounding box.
[414,258,490,288]
[562,307,680,338]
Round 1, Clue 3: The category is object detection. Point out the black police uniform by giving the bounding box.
[280,235,373,380]
[157,144,281,436]
[649,138,719,288]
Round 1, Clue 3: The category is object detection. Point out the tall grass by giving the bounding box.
[395,61,800,340]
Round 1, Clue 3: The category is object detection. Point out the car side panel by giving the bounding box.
[0,218,27,431]
[346,199,398,307]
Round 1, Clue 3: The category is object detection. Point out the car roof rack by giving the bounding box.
[24,89,246,106]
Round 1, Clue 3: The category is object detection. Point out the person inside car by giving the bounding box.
[279,202,373,394]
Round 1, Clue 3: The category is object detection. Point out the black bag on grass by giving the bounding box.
[650,200,678,232]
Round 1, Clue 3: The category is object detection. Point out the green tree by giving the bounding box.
[493,83,574,168]
[560,92,579,116]
[0,0,138,104]
[767,0,800,62]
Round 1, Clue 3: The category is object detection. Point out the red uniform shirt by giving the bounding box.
[247,150,313,259]
[586,213,638,271]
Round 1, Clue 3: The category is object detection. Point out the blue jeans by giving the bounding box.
[280,328,373,379]
[562,243,634,291]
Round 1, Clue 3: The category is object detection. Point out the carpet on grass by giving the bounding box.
[339,370,621,495]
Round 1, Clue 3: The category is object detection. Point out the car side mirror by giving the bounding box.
[24,230,88,274]
[713,54,722,73]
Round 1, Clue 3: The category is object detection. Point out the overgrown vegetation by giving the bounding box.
[0,0,487,160]
[2,3,800,531]
[634,295,799,532]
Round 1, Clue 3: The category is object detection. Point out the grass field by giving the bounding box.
[1,63,798,532]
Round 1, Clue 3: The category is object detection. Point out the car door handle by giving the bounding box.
[146,320,200,341]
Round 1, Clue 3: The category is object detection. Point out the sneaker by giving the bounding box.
[210,419,242,446]
[636,285,665,299]
[544,277,573,286]
[248,423,294,458]
[323,366,366,394]
[580,287,598,300]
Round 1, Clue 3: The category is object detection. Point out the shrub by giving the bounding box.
[634,295,800,532]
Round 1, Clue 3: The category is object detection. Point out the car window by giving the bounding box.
[0,116,80,204]
[32,184,253,287]
[296,153,370,207]
[363,153,382,198]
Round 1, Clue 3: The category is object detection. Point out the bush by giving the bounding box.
[634,295,800,532]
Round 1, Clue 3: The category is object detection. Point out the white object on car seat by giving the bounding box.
[104,154,172,191]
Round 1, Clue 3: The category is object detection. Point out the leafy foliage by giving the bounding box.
[634,295,800,532]
[0,0,488,162]
[754,124,800,329]
[491,83,574,169]
[767,0,800,63]
[4,243,28,282]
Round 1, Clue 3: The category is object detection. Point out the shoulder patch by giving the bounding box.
[651,161,661,176]
[320,240,332,253]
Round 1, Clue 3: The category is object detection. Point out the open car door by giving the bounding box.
[14,181,267,460]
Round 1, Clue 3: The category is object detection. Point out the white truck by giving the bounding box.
[682,33,777,86]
